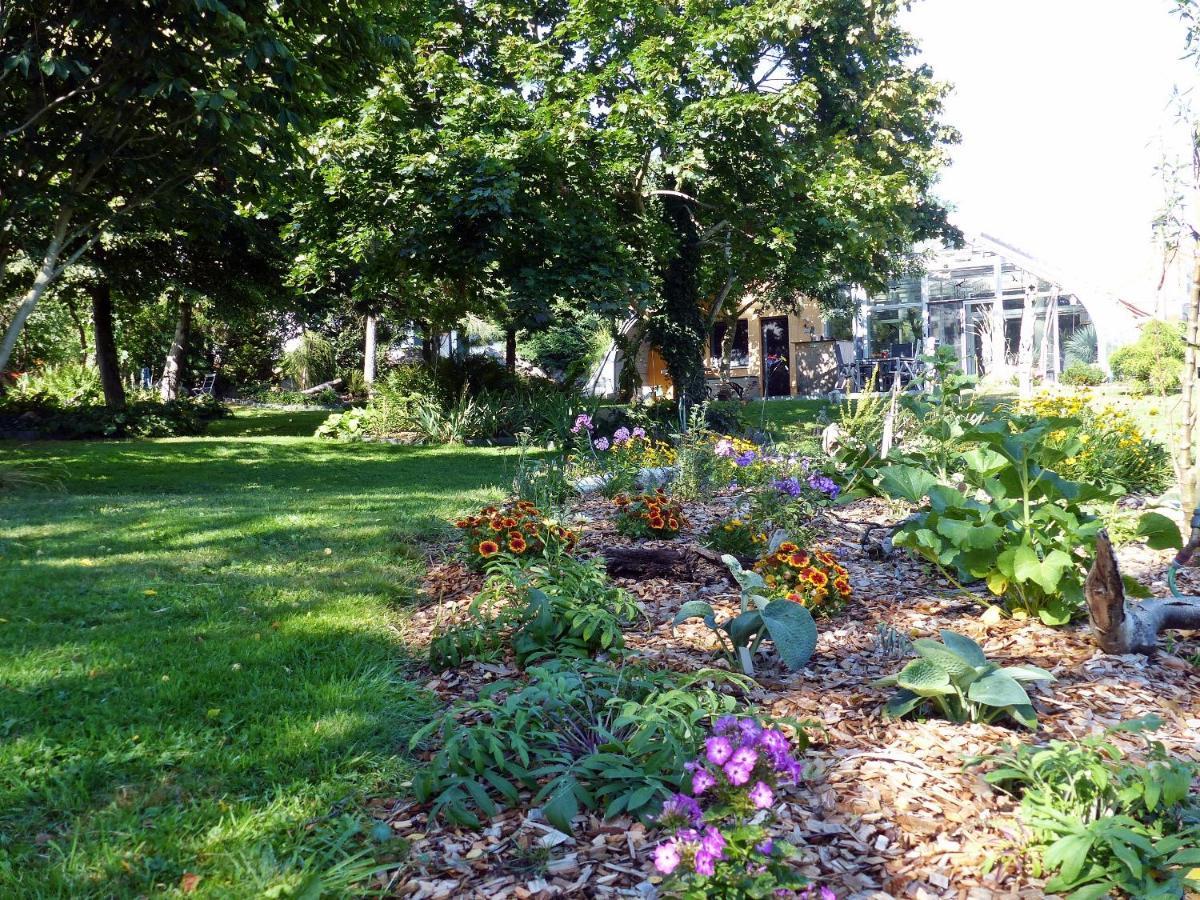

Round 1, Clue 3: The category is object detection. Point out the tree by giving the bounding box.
[0,0,394,373]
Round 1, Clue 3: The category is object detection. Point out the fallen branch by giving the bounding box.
[301,378,343,395]
[1085,530,1200,654]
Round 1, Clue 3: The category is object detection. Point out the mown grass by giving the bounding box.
[0,408,510,897]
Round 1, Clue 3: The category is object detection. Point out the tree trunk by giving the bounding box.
[650,185,708,405]
[64,291,90,365]
[1174,247,1200,515]
[90,279,125,408]
[363,312,377,387]
[505,325,517,372]
[0,210,70,373]
[1017,284,1035,399]
[160,293,192,401]
[1085,531,1200,654]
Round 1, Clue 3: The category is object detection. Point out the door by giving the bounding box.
[760,316,791,397]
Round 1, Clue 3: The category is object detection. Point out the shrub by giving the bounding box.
[409,659,745,831]
[701,518,767,558]
[675,554,817,676]
[314,407,372,441]
[454,501,577,570]
[753,544,852,617]
[571,424,677,497]
[873,630,1054,729]
[614,490,688,539]
[1060,363,1105,386]
[281,331,335,389]
[977,716,1200,897]
[1109,320,1185,393]
[10,362,103,405]
[1063,323,1098,367]
[0,396,227,439]
[651,716,816,898]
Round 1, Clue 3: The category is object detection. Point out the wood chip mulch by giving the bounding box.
[369,496,1200,900]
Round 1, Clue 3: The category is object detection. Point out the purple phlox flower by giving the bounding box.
[748,780,775,809]
[571,413,594,434]
[612,426,631,445]
[729,480,739,490]
[653,840,681,875]
[759,729,790,758]
[774,476,803,498]
[594,437,610,451]
[699,825,726,859]
[820,889,836,900]
[781,757,805,783]
[631,426,646,439]
[756,838,774,856]
[724,760,753,786]
[659,792,703,826]
[693,848,718,876]
[730,746,759,770]
[800,457,812,473]
[714,438,736,458]
[713,715,739,735]
[705,735,734,766]
[737,718,764,745]
[734,450,757,467]
[807,472,840,498]
[691,768,717,795]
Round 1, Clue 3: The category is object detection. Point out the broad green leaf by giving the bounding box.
[759,601,817,671]
[1121,575,1152,599]
[673,600,717,629]
[542,778,579,833]
[877,465,938,504]
[999,664,1055,683]
[895,658,955,696]
[1044,832,1095,884]
[911,638,974,677]
[1136,512,1183,550]
[883,688,924,720]
[939,630,987,667]
[1012,545,1041,584]
[967,671,1031,709]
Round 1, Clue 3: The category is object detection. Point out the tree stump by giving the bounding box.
[1085,531,1200,654]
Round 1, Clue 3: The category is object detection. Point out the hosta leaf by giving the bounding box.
[911,639,973,677]
[725,610,764,648]
[939,630,987,667]
[884,688,925,720]
[673,600,717,629]
[759,601,817,671]
[967,671,1031,709]
[895,658,954,696]
[999,664,1055,683]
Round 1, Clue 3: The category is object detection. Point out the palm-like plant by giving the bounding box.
[281,331,334,390]
[1063,324,1097,366]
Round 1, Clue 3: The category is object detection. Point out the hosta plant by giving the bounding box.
[977,716,1200,898]
[753,544,852,616]
[454,500,577,570]
[614,489,688,539]
[873,630,1054,729]
[675,552,817,677]
[879,416,1117,625]
[410,660,746,832]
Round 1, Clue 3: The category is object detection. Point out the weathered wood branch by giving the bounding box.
[301,378,343,395]
[601,547,750,583]
[1085,531,1200,654]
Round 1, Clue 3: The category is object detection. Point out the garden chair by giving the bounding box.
[833,340,861,392]
[191,373,217,397]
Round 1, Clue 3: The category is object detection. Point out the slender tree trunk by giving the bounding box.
[505,326,517,372]
[61,291,91,365]
[1175,247,1200,515]
[651,185,707,404]
[363,312,377,386]
[90,278,125,408]
[0,209,71,373]
[160,293,191,401]
[1017,284,1035,399]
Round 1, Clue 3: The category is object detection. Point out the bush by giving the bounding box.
[0,395,228,439]
[978,716,1200,897]
[409,659,744,831]
[10,362,103,405]
[454,500,578,570]
[1060,363,1105,386]
[701,518,767,558]
[874,630,1054,729]
[314,407,372,441]
[1109,320,1185,393]
[614,490,688,539]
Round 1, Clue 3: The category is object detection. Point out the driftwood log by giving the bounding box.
[1085,531,1200,654]
[300,378,343,395]
[601,547,751,583]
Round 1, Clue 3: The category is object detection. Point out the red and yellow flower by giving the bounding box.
[479,540,500,558]
[754,544,851,616]
[613,492,687,541]
[454,500,578,569]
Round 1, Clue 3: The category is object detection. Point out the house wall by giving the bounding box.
[710,298,825,397]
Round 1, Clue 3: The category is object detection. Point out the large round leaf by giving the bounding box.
[673,600,717,629]
[895,658,954,696]
[759,600,817,672]
[911,639,974,678]
[939,630,987,667]
[967,671,1032,709]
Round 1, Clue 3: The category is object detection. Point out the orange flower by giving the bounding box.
[502,517,517,528]
[479,540,500,557]
[509,536,527,553]
[788,551,807,568]
[808,569,829,588]
[667,517,679,530]
[649,516,665,529]
[490,518,504,531]
[779,542,798,553]
[454,519,472,528]
[816,551,836,566]
[786,591,806,605]
[481,506,497,515]
[834,577,851,596]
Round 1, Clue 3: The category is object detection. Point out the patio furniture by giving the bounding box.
[191,373,217,397]
[833,340,861,392]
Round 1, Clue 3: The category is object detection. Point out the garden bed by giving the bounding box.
[378,495,1200,899]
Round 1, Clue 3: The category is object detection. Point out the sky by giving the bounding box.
[901,0,1196,306]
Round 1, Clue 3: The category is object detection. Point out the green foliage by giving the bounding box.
[614,491,688,540]
[701,518,767,558]
[675,553,818,676]
[10,362,102,405]
[1109,321,1186,393]
[978,717,1200,898]
[873,630,1054,729]
[410,660,745,832]
[1063,324,1098,367]
[281,331,335,390]
[512,438,573,514]
[314,407,373,441]
[0,394,229,439]
[521,314,610,383]
[1060,363,1105,387]
[882,416,1116,625]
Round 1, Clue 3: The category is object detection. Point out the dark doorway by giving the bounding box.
[760,316,791,397]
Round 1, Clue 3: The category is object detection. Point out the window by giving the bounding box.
[712,319,750,367]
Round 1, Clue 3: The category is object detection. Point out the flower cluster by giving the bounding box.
[613,489,687,539]
[454,501,577,569]
[753,544,852,616]
[651,717,823,896]
[1017,389,1171,494]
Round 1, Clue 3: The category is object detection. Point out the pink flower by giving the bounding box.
[705,735,734,766]
[653,840,680,874]
[594,437,610,451]
[748,780,774,809]
[724,761,752,786]
[693,848,717,876]
[691,768,716,795]
[729,746,758,770]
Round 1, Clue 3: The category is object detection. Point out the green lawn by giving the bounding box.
[0,409,509,897]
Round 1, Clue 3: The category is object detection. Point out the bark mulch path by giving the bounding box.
[373,496,1200,900]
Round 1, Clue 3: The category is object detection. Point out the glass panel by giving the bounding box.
[928,301,962,366]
